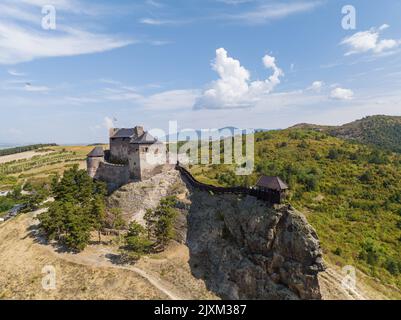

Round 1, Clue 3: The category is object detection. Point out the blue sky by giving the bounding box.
[0,0,401,144]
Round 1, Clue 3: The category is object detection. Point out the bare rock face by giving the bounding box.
[107,168,325,299]
[107,169,184,225]
[186,191,325,300]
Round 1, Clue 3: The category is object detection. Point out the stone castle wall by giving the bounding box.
[109,138,131,164]
[94,161,130,191]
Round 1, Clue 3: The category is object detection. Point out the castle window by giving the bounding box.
[145,147,149,152]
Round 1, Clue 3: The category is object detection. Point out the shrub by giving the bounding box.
[358,240,384,266]
[359,170,374,184]
[122,221,152,261]
[327,148,340,160]
[333,247,342,256]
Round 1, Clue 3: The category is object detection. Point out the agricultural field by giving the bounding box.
[190,129,401,290]
[0,145,106,217]
[0,145,102,190]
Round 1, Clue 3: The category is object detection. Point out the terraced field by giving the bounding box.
[0,145,103,191]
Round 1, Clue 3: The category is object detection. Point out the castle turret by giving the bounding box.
[134,126,144,137]
[109,128,118,138]
[87,146,105,178]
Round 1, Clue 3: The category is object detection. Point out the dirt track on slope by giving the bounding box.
[0,211,216,300]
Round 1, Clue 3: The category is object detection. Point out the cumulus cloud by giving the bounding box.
[194,48,283,109]
[341,24,400,56]
[329,87,354,100]
[308,81,324,92]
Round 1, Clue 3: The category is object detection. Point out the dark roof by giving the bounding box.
[87,146,104,157]
[110,128,135,139]
[256,176,288,191]
[130,132,158,145]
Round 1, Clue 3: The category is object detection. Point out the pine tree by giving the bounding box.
[38,165,107,252]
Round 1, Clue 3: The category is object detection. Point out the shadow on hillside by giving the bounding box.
[25,223,83,254]
[179,175,227,299]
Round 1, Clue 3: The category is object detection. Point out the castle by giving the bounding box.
[87,125,167,190]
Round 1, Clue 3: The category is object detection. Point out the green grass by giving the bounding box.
[190,129,401,289]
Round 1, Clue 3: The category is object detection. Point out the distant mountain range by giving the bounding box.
[163,126,270,142]
[291,115,401,153]
[0,143,20,150]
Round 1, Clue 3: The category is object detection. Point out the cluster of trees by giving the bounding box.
[0,144,57,157]
[358,239,401,276]
[38,165,107,251]
[0,183,48,215]
[0,196,16,213]
[121,196,179,262]
[36,165,179,258]
[330,115,401,153]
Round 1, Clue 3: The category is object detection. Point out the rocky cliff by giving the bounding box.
[185,190,325,300]
[107,168,326,299]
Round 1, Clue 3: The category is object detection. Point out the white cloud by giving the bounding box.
[225,1,322,24]
[139,18,185,26]
[64,96,100,104]
[24,83,49,92]
[147,40,172,46]
[329,87,354,100]
[217,0,253,4]
[106,86,198,111]
[194,48,283,109]
[0,1,134,65]
[142,90,199,110]
[8,69,26,76]
[308,81,324,92]
[104,116,114,130]
[341,24,400,56]
[140,18,170,25]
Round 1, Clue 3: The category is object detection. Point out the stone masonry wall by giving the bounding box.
[94,162,130,191]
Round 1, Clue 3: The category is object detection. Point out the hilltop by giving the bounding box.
[1,123,401,299]
[291,115,401,152]
[192,128,401,296]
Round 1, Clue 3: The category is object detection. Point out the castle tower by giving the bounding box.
[87,146,105,178]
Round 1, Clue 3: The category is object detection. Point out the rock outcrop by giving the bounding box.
[108,168,326,299]
[107,168,184,224]
[185,191,325,300]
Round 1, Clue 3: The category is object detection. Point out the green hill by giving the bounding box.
[190,129,401,290]
[293,115,401,153]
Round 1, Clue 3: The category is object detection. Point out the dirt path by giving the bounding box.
[40,245,187,300]
[27,211,187,300]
